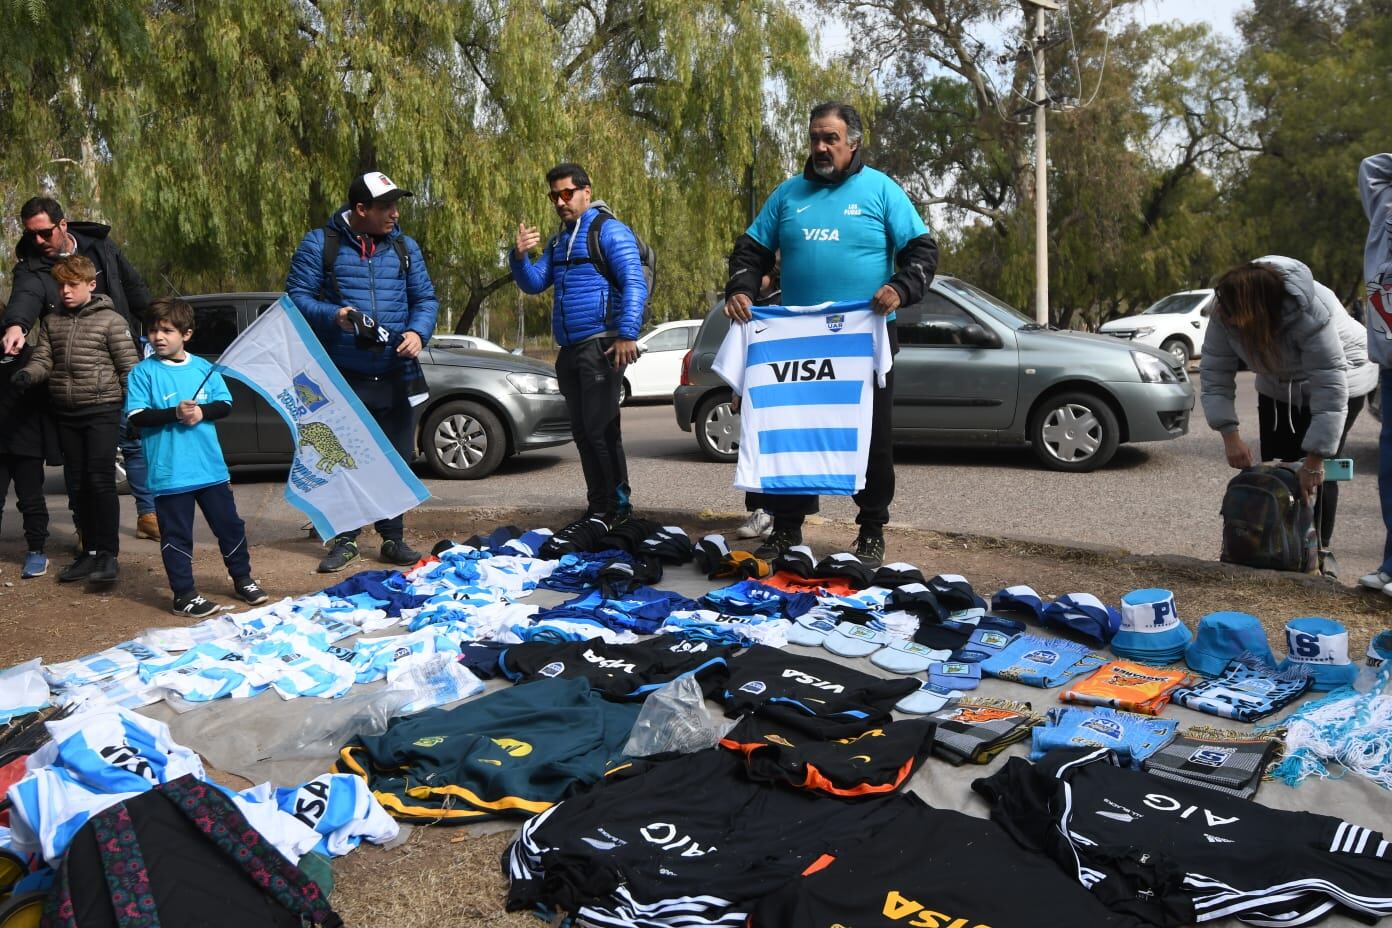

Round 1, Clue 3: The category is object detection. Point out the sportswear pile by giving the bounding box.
[700,580,816,619]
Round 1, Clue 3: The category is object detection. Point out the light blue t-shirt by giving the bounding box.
[124,354,232,496]
[746,166,929,311]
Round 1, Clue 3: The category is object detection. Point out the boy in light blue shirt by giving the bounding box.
[125,299,267,617]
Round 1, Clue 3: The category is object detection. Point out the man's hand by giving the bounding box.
[605,338,639,369]
[335,306,356,332]
[396,331,423,358]
[724,293,753,323]
[1222,431,1255,469]
[177,400,203,426]
[870,284,901,316]
[514,222,541,259]
[2,325,25,356]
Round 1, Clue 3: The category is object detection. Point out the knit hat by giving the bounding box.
[872,563,928,589]
[927,574,986,613]
[597,555,663,598]
[823,622,888,658]
[1042,593,1121,646]
[896,681,963,715]
[786,614,838,647]
[990,584,1046,623]
[639,526,694,565]
[772,545,817,579]
[693,534,731,574]
[871,639,952,674]
[1278,617,1358,691]
[500,528,553,558]
[1111,588,1192,665]
[929,660,982,692]
[1366,630,1392,668]
[1185,612,1274,677]
[815,553,875,590]
[952,627,1017,663]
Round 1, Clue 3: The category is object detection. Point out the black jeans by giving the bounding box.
[768,322,898,535]
[332,374,417,545]
[0,454,49,553]
[154,482,252,596]
[54,404,121,555]
[1257,392,1363,549]
[556,337,630,518]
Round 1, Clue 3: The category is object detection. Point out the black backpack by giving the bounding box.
[587,205,656,295]
[1220,464,1317,572]
[319,227,411,303]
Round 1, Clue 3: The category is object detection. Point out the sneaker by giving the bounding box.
[172,592,218,618]
[379,539,422,567]
[1318,549,1339,581]
[852,532,886,570]
[735,510,773,539]
[232,577,269,606]
[317,539,360,573]
[1361,570,1392,591]
[21,552,48,579]
[58,553,99,584]
[135,512,160,541]
[754,527,803,560]
[88,552,119,584]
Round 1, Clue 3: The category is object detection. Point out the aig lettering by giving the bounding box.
[883,890,991,928]
[770,359,836,382]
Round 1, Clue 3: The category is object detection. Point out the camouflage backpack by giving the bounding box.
[1219,464,1317,572]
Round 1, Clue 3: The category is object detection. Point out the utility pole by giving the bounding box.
[1024,0,1058,326]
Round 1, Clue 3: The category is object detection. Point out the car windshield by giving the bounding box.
[1141,293,1207,315]
[935,278,1033,329]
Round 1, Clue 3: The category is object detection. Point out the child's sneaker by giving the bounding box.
[233,577,268,606]
[172,593,218,618]
[21,552,48,579]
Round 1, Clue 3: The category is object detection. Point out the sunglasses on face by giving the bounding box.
[548,187,584,205]
[26,225,62,242]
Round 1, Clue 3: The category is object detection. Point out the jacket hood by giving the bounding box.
[1251,254,1329,338]
[327,207,403,242]
[13,219,112,264]
[802,148,866,185]
[74,293,116,317]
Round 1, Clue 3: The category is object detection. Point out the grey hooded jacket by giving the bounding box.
[1360,153,1392,367]
[1199,255,1370,457]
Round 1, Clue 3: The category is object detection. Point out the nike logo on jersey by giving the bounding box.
[796,205,812,213]
[1096,810,1138,823]
[769,359,836,382]
[1204,834,1235,843]
[882,890,992,928]
[802,228,841,241]
[163,391,179,401]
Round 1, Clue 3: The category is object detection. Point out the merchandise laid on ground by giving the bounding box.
[1,519,1391,926]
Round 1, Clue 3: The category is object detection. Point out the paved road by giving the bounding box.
[5,372,1384,584]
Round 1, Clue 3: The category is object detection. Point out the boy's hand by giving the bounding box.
[9,371,31,390]
[177,400,203,426]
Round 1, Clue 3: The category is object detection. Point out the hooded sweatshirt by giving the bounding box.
[1199,255,1372,457]
[1360,153,1392,367]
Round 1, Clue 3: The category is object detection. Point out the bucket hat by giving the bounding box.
[1185,612,1274,677]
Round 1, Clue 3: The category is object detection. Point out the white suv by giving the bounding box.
[1099,289,1213,366]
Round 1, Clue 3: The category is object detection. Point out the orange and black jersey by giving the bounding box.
[719,713,935,799]
[720,644,918,723]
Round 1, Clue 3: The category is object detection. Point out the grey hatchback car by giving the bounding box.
[178,293,572,479]
[674,276,1195,472]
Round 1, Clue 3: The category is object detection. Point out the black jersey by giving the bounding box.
[505,748,906,928]
[500,635,734,699]
[749,793,1143,928]
[719,713,935,798]
[720,644,918,723]
[974,747,1392,927]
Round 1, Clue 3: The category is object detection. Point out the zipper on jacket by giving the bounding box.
[64,310,79,407]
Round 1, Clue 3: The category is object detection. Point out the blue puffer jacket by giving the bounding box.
[509,203,648,346]
[285,208,439,376]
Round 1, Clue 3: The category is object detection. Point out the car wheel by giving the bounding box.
[1028,391,1120,472]
[694,392,740,463]
[620,378,631,406]
[1160,337,1191,367]
[115,448,131,495]
[421,400,507,480]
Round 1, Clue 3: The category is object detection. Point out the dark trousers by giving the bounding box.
[154,482,252,596]
[0,454,48,552]
[769,323,898,534]
[333,375,417,545]
[556,337,630,518]
[1258,392,1363,549]
[54,404,121,555]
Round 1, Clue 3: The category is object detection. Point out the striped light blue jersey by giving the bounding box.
[713,301,891,496]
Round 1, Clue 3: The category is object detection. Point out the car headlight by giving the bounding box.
[506,372,560,394]
[1132,350,1180,384]
[1133,326,1155,337]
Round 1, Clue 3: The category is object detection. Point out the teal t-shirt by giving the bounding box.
[124,355,233,496]
[746,165,929,311]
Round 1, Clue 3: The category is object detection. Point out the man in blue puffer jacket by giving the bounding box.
[286,171,439,572]
[511,163,649,540]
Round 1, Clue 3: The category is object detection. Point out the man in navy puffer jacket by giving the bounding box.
[511,163,649,538]
[286,171,439,573]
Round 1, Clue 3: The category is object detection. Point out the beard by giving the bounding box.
[812,157,836,178]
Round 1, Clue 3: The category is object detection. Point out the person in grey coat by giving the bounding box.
[1358,153,1392,594]
[1200,254,1377,578]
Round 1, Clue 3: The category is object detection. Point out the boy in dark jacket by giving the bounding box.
[0,341,50,578]
[13,255,139,585]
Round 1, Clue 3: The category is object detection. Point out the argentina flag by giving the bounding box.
[212,295,430,539]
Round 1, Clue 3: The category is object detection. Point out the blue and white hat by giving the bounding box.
[1042,593,1121,646]
[1279,617,1358,691]
[1367,630,1392,668]
[991,584,1046,623]
[1111,588,1192,665]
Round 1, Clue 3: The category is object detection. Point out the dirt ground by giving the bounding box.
[3,505,1391,923]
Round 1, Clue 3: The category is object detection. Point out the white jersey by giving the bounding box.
[713,301,891,496]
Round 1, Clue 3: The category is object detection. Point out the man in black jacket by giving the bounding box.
[723,102,938,568]
[2,197,159,542]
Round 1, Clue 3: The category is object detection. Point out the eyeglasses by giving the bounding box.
[26,225,62,242]
[547,187,584,204]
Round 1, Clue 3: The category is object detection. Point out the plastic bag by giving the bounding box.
[622,675,734,757]
[264,686,415,760]
[385,653,484,714]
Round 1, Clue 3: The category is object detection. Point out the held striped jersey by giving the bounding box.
[712,301,891,496]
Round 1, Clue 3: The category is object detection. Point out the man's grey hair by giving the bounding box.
[809,101,863,147]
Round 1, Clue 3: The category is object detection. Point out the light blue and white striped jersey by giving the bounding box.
[713,302,891,495]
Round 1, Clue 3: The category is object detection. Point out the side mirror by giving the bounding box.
[511,347,525,356]
[961,323,1002,348]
